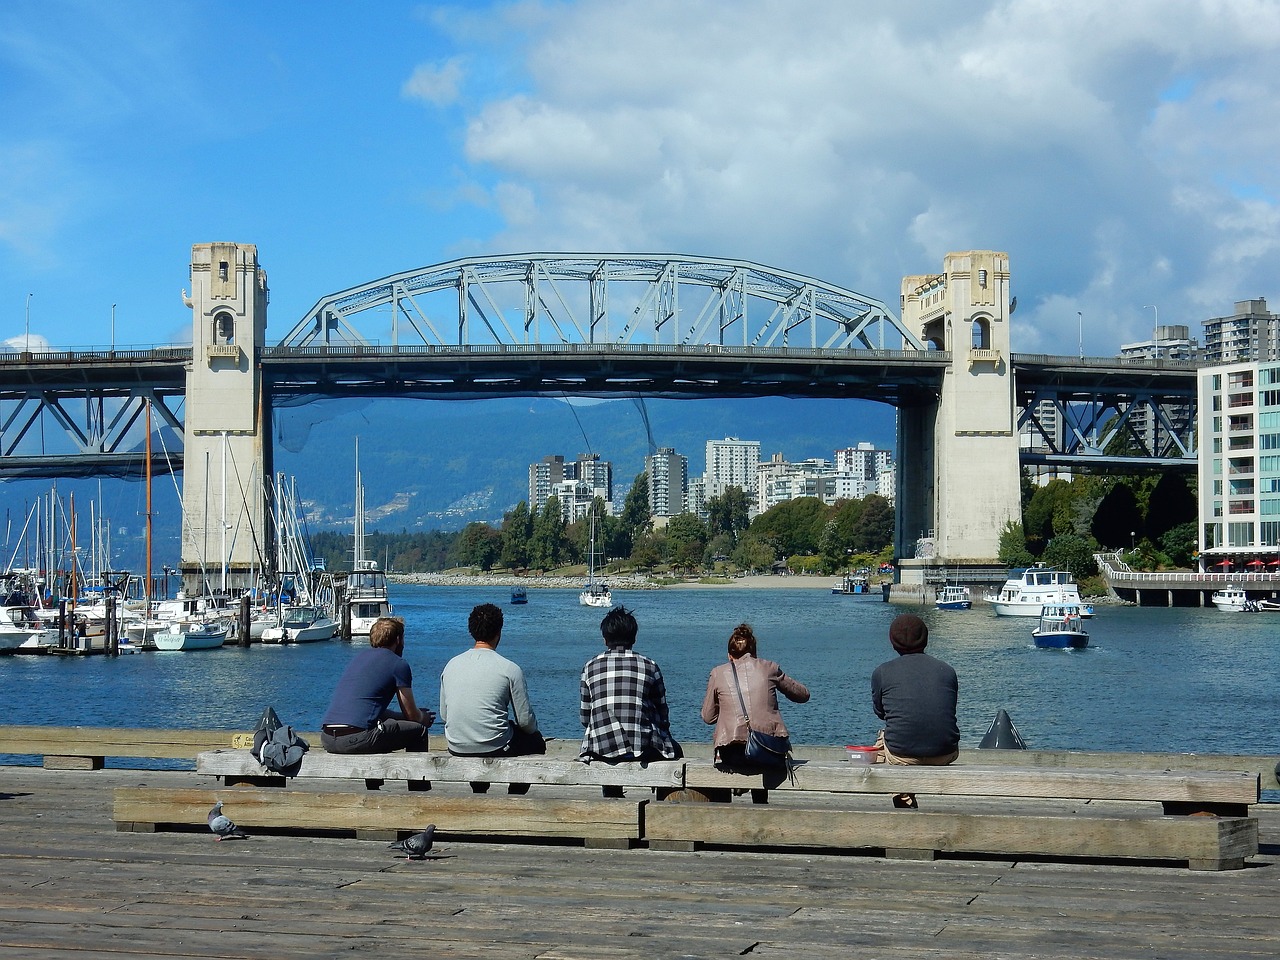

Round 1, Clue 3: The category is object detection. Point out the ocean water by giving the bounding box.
[2,585,1277,756]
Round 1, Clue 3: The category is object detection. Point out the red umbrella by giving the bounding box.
[1213,560,1233,569]
[1247,559,1266,568]
[1268,559,1280,567]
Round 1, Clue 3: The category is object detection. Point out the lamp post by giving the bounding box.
[110,303,116,352]
[1077,311,1083,359]
[24,293,32,349]
[1130,531,1136,551]
[1144,304,1158,343]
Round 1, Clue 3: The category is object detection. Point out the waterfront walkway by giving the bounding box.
[1,766,1278,958]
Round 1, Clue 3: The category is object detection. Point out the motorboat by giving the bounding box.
[934,583,972,611]
[152,620,230,651]
[1210,585,1252,612]
[833,574,883,599]
[985,565,1093,617]
[260,605,338,644]
[0,603,57,653]
[510,586,528,605]
[345,561,393,636]
[1031,604,1090,650]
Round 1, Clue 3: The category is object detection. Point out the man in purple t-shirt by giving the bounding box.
[321,617,434,754]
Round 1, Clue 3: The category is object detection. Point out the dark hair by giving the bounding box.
[468,603,504,643]
[369,616,405,651]
[600,605,638,648]
[727,623,757,659]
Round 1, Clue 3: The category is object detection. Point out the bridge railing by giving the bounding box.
[0,346,192,364]
[260,342,948,362]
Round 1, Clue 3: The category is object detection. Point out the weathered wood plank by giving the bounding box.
[644,803,1259,869]
[112,786,643,841]
[197,748,685,787]
[683,761,1261,805]
[0,725,261,759]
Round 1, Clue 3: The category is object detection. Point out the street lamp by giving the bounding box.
[110,303,116,352]
[1077,311,1083,359]
[1144,304,1158,342]
[1130,531,1136,551]
[24,293,32,349]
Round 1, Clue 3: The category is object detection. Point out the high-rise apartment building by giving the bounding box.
[834,443,892,483]
[646,447,688,517]
[704,437,761,503]
[1202,299,1278,364]
[1198,360,1280,561]
[529,453,612,519]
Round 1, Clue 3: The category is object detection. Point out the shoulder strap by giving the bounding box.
[729,660,751,724]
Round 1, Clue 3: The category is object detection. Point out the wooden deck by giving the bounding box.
[2,765,1279,958]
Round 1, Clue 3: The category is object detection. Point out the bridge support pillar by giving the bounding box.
[896,251,1021,572]
[180,243,271,596]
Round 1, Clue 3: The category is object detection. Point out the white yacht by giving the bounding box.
[1210,585,1252,612]
[985,565,1091,617]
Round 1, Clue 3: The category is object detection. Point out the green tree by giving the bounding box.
[732,533,776,572]
[663,513,707,569]
[449,522,501,569]
[997,521,1035,568]
[706,487,751,543]
[850,495,894,553]
[1144,473,1197,544]
[748,497,828,557]
[1159,521,1198,568]
[620,472,651,537]
[528,496,565,570]
[1091,482,1143,550]
[818,519,846,573]
[1041,532,1100,580]
[499,501,532,569]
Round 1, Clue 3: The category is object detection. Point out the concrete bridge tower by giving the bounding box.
[895,250,1022,581]
[180,242,270,595]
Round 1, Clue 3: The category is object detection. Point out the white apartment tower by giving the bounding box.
[1202,299,1278,364]
[704,437,761,502]
[646,447,688,517]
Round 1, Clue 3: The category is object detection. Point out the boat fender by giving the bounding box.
[978,708,1028,750]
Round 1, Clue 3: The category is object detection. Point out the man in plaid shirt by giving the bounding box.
[580,606,682,796]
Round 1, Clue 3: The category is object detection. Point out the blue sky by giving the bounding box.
[3,0,1279,355]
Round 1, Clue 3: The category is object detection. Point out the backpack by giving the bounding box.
[250,706,310,775]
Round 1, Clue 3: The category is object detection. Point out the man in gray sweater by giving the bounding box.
[871,613,959,809]
[440,603,545,793]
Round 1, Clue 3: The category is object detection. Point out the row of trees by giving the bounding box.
[311,472,897,576]
[998,470,1198,586]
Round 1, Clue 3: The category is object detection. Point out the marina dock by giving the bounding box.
[2,763,1278,958]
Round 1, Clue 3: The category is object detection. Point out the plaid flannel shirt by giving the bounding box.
[579,647,678,760]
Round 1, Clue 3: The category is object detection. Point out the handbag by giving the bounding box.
[730,661,791,767]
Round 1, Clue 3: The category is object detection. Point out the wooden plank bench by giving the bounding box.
[0,725,257,770]
[113,786,646,846]
[645,759,1261,870]
[195,748,686,793]
[107,749,688,848]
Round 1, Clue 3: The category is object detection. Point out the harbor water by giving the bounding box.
[1,585,1277,757]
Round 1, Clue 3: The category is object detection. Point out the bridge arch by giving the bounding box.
[280,254,926,354]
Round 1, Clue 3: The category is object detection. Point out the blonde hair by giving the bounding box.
[727,623,757,659]
[369,617,405,650]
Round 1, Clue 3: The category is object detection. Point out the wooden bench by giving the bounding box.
[0,725,254,770]
[644,759,1260,870]
[112,748,687,849]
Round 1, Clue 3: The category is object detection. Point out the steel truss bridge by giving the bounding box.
[0,254,1199,479]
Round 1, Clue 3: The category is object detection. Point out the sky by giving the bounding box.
[3,0,1280,356]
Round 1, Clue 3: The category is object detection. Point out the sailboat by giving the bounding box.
[343,440,393,636]
[579,506,612,608]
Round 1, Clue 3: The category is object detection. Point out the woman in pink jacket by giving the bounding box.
[701,623,810,768]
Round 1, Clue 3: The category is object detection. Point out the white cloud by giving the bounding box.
[450,0,1280,353]
[403,59,466,106]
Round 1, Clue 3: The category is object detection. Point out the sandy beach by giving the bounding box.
[389,571,844,591]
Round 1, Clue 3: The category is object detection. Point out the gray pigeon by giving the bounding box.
[388,824,435,860]
[207,801,248,841]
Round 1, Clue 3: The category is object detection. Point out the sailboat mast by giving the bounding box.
[145,401,152,605]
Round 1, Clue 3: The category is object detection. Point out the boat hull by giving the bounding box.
[1032,630,1090,650]
[935,600,972,611]
[153,625,229,651]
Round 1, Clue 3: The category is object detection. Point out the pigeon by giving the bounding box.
[388,824,436,860]
[207,801,248,841]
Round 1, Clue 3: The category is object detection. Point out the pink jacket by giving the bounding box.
[700,655,810,748]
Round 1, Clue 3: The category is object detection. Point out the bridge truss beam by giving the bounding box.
[281,254,925,353]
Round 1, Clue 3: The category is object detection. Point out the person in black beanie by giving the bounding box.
[871,613,959,809]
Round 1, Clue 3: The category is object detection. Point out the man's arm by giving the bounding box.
[509,668,538,733]
[394,686,433,726]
